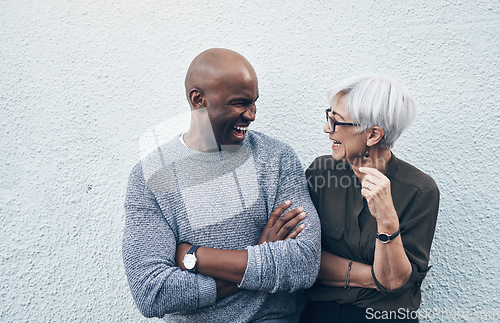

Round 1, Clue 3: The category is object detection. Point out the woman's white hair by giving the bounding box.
[327,74,416,149]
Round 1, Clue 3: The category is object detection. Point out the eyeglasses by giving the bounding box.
[325,108,360,132]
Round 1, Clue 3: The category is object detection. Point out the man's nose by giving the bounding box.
[243,104,256,121]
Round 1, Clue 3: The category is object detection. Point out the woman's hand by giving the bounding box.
[258,200,306,244]
[359,167,398,224]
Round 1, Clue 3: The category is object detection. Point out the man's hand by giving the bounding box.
[176,200,306,271]
[258,200,306,244]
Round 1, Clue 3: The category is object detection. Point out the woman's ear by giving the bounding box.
[188,88,205,109]
[367,126,384,147]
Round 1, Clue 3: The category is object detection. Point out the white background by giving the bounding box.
[1,1,499,322]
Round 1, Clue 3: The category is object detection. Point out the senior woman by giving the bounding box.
[300,75,439,322]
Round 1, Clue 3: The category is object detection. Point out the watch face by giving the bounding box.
[183,254,196,270]
[378,233,390,243]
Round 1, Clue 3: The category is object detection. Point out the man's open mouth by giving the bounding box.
[232,125,249,140]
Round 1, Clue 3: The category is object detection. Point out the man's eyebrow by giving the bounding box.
[229,96,258,103]
[228,98,250,103]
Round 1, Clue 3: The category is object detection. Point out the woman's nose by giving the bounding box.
[323,122,332,133]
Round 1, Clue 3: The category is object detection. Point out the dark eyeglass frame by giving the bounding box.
[325,108,360,132]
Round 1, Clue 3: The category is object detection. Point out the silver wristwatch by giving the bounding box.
[182,245,200,272]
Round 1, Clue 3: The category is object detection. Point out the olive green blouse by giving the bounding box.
[304,154,439,311]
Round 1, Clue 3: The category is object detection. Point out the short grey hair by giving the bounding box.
[327,74,416,149]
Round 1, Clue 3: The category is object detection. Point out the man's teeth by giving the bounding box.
[234,126,248,131]
[332,140,341,144]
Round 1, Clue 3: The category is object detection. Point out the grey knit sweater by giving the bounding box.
[123,130,321,322]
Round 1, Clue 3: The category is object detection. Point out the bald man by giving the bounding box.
[123,48,321,322]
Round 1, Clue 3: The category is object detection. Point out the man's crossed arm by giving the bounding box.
[175,200,306,299]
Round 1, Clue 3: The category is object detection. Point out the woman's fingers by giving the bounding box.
[359,168,395,219]
[361,169,390,191]
[359,166,383,179]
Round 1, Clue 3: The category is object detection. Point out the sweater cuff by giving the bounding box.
[237,244,263,290]
[197,274,217,308]
[371,263,431,298]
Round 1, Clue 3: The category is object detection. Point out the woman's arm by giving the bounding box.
[318,250,377,289]
[359,167,412,290]
[373,218,412,289]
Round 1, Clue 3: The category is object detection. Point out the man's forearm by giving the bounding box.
[176,201,314,291]
[195,247,248,284]
[177,203,308,285]
[215,279,240,299]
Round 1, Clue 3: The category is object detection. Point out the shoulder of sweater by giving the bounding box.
[247,130,295,155]
[129,135,182,177]
[390,155,438,193]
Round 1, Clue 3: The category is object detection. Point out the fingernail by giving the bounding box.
[300,224,305,229]
[300,212,306,218]
[285,200,291,205]
[299,207,304,212]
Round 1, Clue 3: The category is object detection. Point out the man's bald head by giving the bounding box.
[185,48,256,103]
[183,48,259,148]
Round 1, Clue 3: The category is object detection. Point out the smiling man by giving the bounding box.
[183,48,258,149]
[122,48,321,322]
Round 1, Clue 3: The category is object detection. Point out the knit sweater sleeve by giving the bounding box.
[238,144,321,293]
[122,163,216,318]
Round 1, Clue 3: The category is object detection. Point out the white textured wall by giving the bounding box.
[1,1,499,322]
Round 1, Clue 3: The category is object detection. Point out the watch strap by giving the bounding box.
[187,245,200,255]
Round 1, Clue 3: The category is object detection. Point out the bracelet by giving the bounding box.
[344,260,354,289]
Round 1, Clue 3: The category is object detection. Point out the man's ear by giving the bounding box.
[188,88,205,109]
[367,126,384,147]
